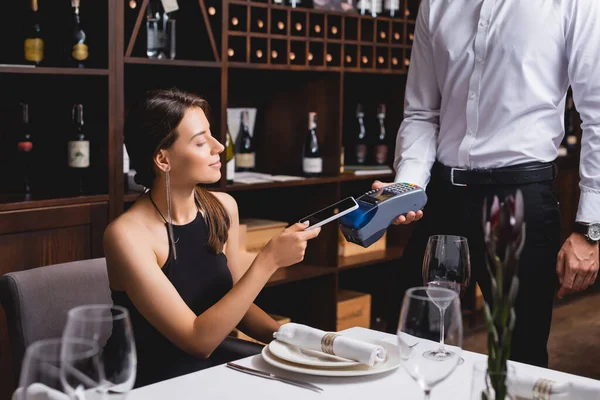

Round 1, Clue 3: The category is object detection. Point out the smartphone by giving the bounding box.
[299,197,359,230]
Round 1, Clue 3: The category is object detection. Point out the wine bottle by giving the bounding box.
[356,0,371,15]
[374,104,388,165]
[123,143,130,192]
[17,103,34,196]
[225,125,235,184]
[370,0,383,17]
[235,111,255,172]
[303,112,323,177]
[68,104,90,194]
[564,94,578,154]
[355,104,368,165]
[69,0,88,68]
[24,0,44,66]
[146,0,177,59]
[384,0,401,18]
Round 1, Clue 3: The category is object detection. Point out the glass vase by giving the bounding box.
[470,361,516,400]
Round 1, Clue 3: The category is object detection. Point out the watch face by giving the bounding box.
[589,223,600,241]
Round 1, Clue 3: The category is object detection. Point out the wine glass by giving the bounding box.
[397,287,463,400]
[63,305,137,398]
[422,235,470,360]
[17,337,102,400]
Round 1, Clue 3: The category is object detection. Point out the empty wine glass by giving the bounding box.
[397,287,463,400]
[422,235,470,361]
[63,305,137,398]
[17,337,102,400]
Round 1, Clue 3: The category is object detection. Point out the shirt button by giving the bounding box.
[467,129,473,136]
[476,56,485,63]
[480,20,488,27]
[469,91,476,100]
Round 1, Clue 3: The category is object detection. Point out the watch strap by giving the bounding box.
[573,222,589,236]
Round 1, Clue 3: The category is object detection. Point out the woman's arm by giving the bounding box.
[104,208,319,359]
[215,192,284,343]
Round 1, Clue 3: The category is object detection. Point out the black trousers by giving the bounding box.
[388,171,561,368]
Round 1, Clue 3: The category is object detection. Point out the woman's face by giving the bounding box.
[167,106,224,185]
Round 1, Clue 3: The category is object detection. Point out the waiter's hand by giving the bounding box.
[556,233,599,299]
[371,180,424,225]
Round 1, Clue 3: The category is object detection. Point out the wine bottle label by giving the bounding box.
[236,153,255,169]
[24,39,44,62]
[303,157,323,174]
[68,141,90,168]
[17,141,33,152]
[123,144,130,173]
[356,144,367,164]
[72,43,89,61]
[160,0,179,13]
[147,28,161,49]
[227,159,236,180]
[374,144,388,164]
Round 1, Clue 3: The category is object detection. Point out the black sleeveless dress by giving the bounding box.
[111,210,233,388]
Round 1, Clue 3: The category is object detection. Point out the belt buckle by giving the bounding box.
[450,168,468,187]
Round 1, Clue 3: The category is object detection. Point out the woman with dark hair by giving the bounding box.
[103,89,321,387]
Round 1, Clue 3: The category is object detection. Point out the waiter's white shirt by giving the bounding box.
[394,0,600,223]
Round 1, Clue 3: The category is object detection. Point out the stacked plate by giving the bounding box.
[261,329,402,377]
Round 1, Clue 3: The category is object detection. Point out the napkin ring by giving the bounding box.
[533,378,554,400]
[321,333,339,355]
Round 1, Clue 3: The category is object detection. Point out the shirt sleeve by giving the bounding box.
[566,0,600,223]
[393,0,441,189]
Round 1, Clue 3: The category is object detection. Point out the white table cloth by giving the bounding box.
[127,327,600,400]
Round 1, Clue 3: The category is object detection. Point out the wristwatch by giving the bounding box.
[573,221,600,244]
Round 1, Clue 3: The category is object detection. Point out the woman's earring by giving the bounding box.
[165,167,177,260]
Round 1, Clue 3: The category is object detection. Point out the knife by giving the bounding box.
[226,362,323,393]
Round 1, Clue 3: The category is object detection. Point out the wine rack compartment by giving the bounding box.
[289,40,306,65]
[250,7,268,33]
[226,2,409,72]
[309,13,325,38]
[290,11,307,37]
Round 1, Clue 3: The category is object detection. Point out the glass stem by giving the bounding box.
[439,307,446,352]
[424,389,431,400]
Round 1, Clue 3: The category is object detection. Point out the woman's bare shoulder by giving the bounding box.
[104,199,157,248]
[210,191,238,218]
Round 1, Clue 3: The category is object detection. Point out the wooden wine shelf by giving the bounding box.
[124,57,222,68]
[123,173,394,202]
[228,31,408,48]
[338,246,405,270]
[229,0,417,23]
[0,194,109,212]
[0,65,109,76]
[266,263,335,287]
[228,62,343,72]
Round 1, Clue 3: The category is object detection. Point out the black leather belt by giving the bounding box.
[433,161,557,186]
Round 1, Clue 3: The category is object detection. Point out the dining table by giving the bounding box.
[127,327,600,400]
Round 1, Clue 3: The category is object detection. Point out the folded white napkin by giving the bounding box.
[511,375,600,400]
[273,323,387,367]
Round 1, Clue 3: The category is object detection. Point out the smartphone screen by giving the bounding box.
[299,197,359,230]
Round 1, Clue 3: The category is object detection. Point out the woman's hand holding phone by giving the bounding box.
[257,222,321,271]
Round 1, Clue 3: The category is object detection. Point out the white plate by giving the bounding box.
[262,338,401,377]
[268,340,360,368]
